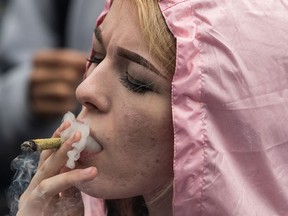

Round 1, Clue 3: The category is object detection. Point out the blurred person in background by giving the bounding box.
[0,0,105,214]
[0,0,8,29]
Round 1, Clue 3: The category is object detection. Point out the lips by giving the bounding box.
[79,150,99,162]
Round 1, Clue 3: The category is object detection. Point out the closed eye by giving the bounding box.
[120,72,155,94]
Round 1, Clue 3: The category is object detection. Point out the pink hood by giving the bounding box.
[83,0,288,215]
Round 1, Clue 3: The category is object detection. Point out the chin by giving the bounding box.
[76,180,101,197]
[76,180,138,200]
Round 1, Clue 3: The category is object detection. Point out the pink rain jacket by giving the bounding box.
[82,0,288,215]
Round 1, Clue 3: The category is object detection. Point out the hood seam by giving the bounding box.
[199,42,207,216]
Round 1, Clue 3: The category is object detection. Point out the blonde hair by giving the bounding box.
[130,0,176,76]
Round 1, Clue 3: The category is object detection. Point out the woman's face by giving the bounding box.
[75,0,174,201]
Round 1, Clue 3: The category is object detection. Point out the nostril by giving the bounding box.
[76,81,110,113]
[84,102,97,110]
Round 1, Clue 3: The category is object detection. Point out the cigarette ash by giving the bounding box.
[61,112,90,169]
[7,151,40,216]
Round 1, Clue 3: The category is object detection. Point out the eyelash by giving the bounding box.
[87,54,154,94]
[86,55,103,67]
[120,73,154,94]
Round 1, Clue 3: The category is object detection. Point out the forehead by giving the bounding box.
[98,0,147,51]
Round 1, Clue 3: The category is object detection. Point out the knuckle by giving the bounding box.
[54,83,74,96]
[34,179,51,199]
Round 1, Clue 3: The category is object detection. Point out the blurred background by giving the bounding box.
[0,0,105,214]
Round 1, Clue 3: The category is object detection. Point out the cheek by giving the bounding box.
[114,103,174,171]
[78,99,174,198]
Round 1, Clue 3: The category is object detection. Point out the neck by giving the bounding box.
[144,190,173,216]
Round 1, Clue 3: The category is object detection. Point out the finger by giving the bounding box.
[38,131,81,175]
[30,79,78,115]
[28,131,81,194]
[19,168,95,215]
[52,121,71,138]
[31,167,97,201]
[31,98,78,115]
[38,121,71,166]
[31,67,83,84]
[33,49,86,71]
[31,90,80,115]
[52,167,80,205]
[31,81,75,99]
[38,149,56,169]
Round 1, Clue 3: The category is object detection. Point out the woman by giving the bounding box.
[16,0,288,215]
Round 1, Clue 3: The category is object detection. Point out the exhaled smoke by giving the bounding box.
[7,151,40,216]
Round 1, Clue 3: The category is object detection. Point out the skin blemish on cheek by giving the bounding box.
[150,137,156,143]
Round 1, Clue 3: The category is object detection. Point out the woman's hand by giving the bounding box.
[16,122,97,216]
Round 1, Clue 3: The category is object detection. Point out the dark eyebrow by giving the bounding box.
[94,27,166,79]
[94,27,104,46]
[117,47,166,79]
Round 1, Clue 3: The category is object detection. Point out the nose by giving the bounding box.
[75,74,110,113]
